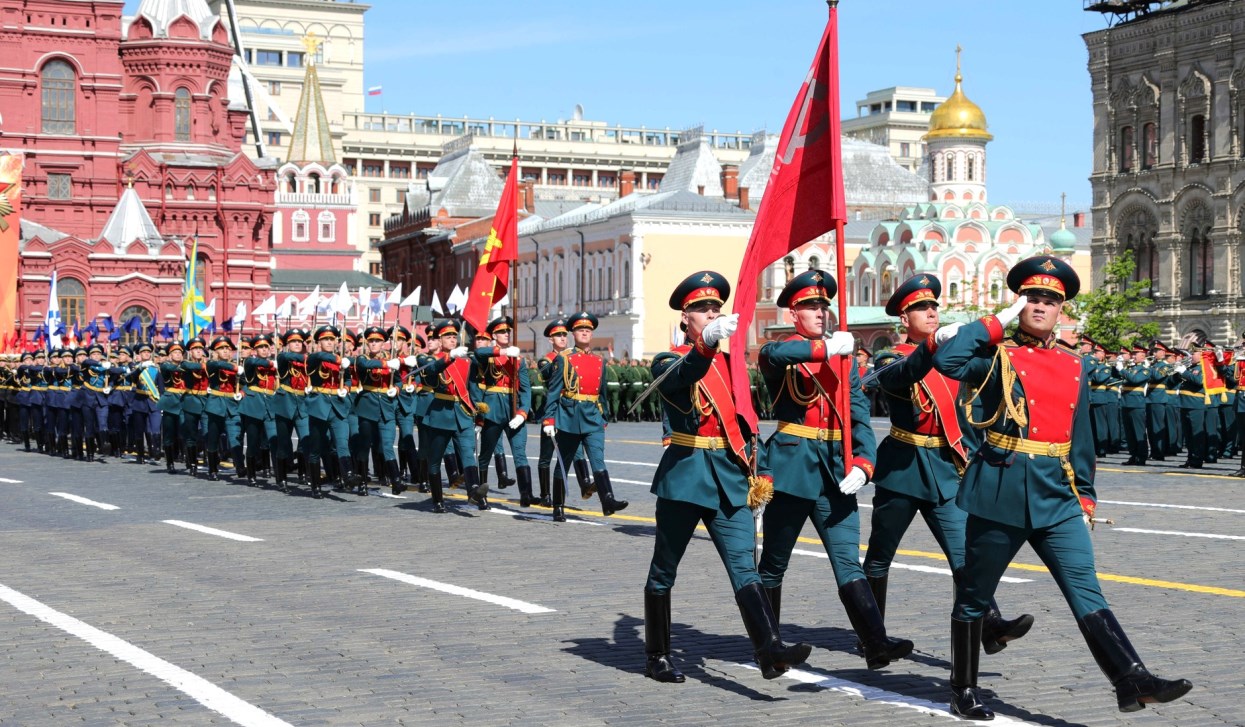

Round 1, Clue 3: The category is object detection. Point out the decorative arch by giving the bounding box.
[40,58,77,134]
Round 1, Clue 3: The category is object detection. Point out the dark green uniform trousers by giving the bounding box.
[645,496,759,594]
[864,488,966,577]
[760,490,864,589]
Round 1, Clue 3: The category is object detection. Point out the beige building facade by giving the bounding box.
[842,86,945,173]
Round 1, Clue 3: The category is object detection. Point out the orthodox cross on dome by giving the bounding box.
[1060,192,1067,226]
[301,32,323,66]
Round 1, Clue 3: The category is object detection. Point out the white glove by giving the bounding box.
[404,355,418,367]
[1083,513,1091,527]
[824,330,855,357]
[303,385,313,395]
[934,322,964,346]
[542,424,556,437]
[501,346,520,357]
[340,356,351,368]
[386,358,401,370]
[1174,364,1187,373]
[995,296,1028,328]
[508,414,525,429]
[838,466,868,496]
[1114,360,1125,371]
[450,346,470,359]
[700,313,739,347]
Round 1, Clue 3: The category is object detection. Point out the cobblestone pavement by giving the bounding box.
[0,420,1240,726]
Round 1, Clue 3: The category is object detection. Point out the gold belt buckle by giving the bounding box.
[1047,442,1059,456]
[708,437,719,450]
[817,428,829,441]
[923,437,938,448]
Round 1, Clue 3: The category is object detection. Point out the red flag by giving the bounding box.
[462,155,519,334]
[728,6,847,432]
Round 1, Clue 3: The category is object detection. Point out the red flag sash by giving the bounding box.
[442,357,476,413]
[697,353,750,464]
[894,341,966,463]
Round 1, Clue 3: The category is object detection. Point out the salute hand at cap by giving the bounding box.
[824,330,855,356]
[995,296,1029,328]
[508,414,525,430]
[386,358,402,370]
[700,313,739,347]
[934,322,964,345]
[838,466,869,496]
[404,355,418,367]
[501,346,520,358]
[449,346,470,359]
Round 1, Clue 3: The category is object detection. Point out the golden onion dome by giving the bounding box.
[927,66,993,142]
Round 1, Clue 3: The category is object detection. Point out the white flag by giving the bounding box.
[446,285,467,314]
[297,285,321,316]
[277,296,298,320]
[385,283,403,310]
[252,295,277,318]
[232,302,247,328]
[201,297,217,321]
[430,290,444,315]
[331,281,353,316]
[400,285,421,308]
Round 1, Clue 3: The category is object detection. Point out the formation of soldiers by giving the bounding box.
[0,258,1198,719]
[1080,336,1244,472]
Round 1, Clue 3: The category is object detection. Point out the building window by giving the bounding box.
[244,49,252,64]
[395,188,406,203]
[362,163,384,177]
[573,174,591,186]
[369,237,380,249]
[899,142,911,157]
[1189,115,1206,164]
[949,281,959,300]
[548,173,566,185]
[945,153,955,181]
[41,59,76,134]
[389,163,410,179]
[266,131,282,147]
[255,50,281,66]
[369,213,381,226]
[317,211,335,242]
[292,210,309,242]
[1143,122,1158,169]
[369,261,382,276]
[58,277,86,328]
[1119,126,1135,172]
[193,254,209,294]
[118,305,152,344]
[967,155,976,181]
[47,173,71,199]
[286,52,304,68]
[268,80,281,96]
[598,174,615,188]
[1188,230,1212,297]
[368,188,381,203]
[174,88,192,142]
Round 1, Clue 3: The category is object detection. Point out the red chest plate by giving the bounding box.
[1007,343,1082,442]
[569,351,602,395]
[286,361,308,390]
[186,368,209,392]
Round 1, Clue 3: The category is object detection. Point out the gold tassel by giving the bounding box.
[747,475,773,509]
[476,402,490,415]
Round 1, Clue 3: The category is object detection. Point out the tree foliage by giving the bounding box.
[1067,249,1160,351]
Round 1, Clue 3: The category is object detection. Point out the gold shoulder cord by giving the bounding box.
[560,349,578,394]
[962,346,1028,430]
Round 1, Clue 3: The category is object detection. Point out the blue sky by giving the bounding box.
[129,1,1109,209]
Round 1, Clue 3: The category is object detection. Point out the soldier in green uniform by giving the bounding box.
[1176,346,1209,469]
[932,255,1191,719]
[1120,343,1151,466]
[203,336,243,482]
[179,338,210,477]
[240,335,278,488]
[542,312,627,521]
[643,270,810,684]
[354,326,408,491]
[305,325,363,498]
[472,317,534,506]
[535,319,583,509]
[1147,343,1173,462]
[273,329,310,489]
[605,358,622,422]
[420,320,490,512]
[757,269,911,671]
[865,274,1032,657]
[390,326,422,493]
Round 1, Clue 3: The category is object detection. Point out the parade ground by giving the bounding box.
[1,420,1240,726]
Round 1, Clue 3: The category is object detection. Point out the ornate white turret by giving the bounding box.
[926,47,991,205]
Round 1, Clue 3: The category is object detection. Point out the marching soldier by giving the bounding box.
[179,337,210,476]
[542,312,627,521]
[1084,338,1112,456]
[128,343,161,465]
[1119,343,1150,466]
[354,326,408,491]
[240,335,278,487]
[273,329,310,488]
[389,325,422,492]
[158,342,187,473]
[643,270,811,684]
[79,343,112,461]
[305,325,363,497]
[1175,346,1209,469]
[1147,343,1174,462]
[865,274,1032,657]
[756,269,911,671]
[420,320,490,512]
[472,317,535,506]
[932,255,1190,719]
[204,336,243,482]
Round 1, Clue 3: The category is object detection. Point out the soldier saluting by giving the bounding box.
[933,255,1191,719]
[643,270,810,684]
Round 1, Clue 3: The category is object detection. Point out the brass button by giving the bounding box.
[1028,453,1035,460]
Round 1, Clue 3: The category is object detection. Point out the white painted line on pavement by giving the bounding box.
[375,492,406,499]
[611,477,651,486]
[361,569,555,614]
[791,548,1033,584]
[0,477,23,483]
[605,458,657,467]
[1114,527,1245,541]
[1099,499,1245,515]
[49,492,119,510]
[0,582,293,727]
[737,663,1042,725]
[162,520,263,542]
[483,505,605,526]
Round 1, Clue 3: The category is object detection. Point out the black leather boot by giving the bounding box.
[552,472,566,522]
[594,470,628,515]
[982,600,1034,655]
[1078,609,1192,712]
[415,457,429,493]
[187,445,199,476]
[536,466,552,507]
[341,456,366,495]
[464,465,489,510]
[206,451,220,481]
[274,454,289,493]
[444,455,464,488]
[644,590,685,683]
[950,617,993,720]
[308,457,324,499]
[295,454,306,485]
[573,458,595,499]
[387,459,404,495]
[428,470,447,513]
[515,465,534,507]
[868,574,888,621]
[735,582,812,679]
[838,578,913,670]
[765,584,782,624]
[397,450,409,485]
[233,447,250,484]
[494,452,515,489]
[165,446,177,474]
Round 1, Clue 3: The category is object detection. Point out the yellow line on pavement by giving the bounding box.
[606,438,663,446]
[1098,466,1239,480]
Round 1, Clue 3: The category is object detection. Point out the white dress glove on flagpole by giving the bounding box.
[995,297,1029,328]
[340,357,351,368]
[386,358,401,370]
[838,466,868,496]
[501,346,520,357]
[449,346,470,359]
[934,322,964,346]
[508,414,525,429]
[824,330,855,356]
[403,355,418,367]
[700,313,739,347]
[542,424,556,437]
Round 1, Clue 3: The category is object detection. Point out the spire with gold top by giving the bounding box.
[927,45,992,142]
[925,46,991,205]
[286,32,336,165]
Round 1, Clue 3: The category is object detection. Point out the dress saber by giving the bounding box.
[627,354,686,416]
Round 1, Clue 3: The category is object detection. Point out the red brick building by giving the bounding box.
[1,0,276,336]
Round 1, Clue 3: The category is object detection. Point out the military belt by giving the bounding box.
[1150,385,1166,390]
[565,392,599,401]
[1121,386,1146,393]
[279,384,306,395]
[312,386,341,395]
[776,421,842,441]
[668,433,728,449]
[1091,385,1111,391]
[85,383,107,393]
[166,388,187,394]
[208,389,237,397]
[433,392,460,402]
[483,385,515,394]
[247,386,275,396]
[184,389,207,396]
[1179,390,1204,397]
[888,426,947,449]
[984,431,1071,457]
[362,386,391,393]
